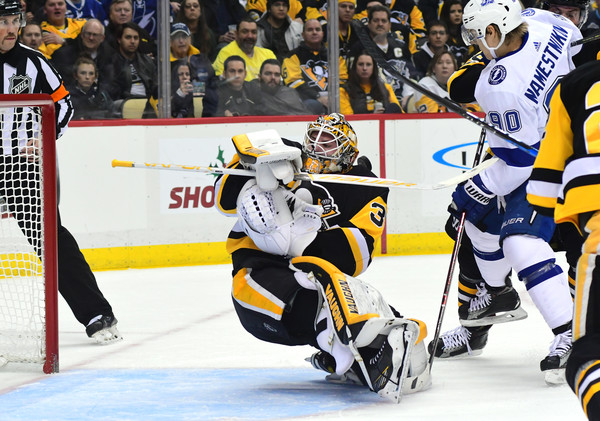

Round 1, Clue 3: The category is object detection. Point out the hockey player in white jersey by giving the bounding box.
[430,0,582,384]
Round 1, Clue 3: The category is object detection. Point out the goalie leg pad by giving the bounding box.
[291,256,391,346]
[290,256,431,400]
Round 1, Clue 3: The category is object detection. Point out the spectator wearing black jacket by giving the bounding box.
[249,59,309,115]
[171,60,195,118]
[50,18,115,89]
[108,21,157,117]
[216,55,261,116]
[68,56,114,119]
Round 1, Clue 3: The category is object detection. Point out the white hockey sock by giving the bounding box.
[503,235,573,329]
[465,221,511,287]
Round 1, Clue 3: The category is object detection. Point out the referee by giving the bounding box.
[0,0,121,344]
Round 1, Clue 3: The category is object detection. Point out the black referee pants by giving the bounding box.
[1,156,113,327]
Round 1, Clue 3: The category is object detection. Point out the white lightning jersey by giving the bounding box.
[474,9,582,196]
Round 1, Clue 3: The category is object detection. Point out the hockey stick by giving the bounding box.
[350,21,538,157]
[427,128,487,370]
[571,30,600,47]
[111,157,498,190]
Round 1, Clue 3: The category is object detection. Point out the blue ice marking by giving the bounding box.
[0,368,382,420]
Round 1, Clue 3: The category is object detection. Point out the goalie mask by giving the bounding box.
[303,113,359,174]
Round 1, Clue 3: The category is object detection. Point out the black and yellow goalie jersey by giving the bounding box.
[214,139,389,277]
[527,60,600,226]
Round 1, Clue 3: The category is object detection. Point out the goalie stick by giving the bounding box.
[112,157,498,190]
[350,21,538,158]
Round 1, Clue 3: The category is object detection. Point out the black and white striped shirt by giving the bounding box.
[0,42,73,155]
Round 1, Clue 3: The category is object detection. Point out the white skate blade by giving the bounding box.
[544,368,567,385]
[378,325,417,404]
[434,348,484,359]
[90,326,123,345]
[460,307,528,327]
[0,356,8,368]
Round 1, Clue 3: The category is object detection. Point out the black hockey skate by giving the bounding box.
[428,325,490,358]
[460,282,528,327]
[86,315,123,344]
[541,329,572,385]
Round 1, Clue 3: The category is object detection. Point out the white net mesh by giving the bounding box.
[0,105,47,365]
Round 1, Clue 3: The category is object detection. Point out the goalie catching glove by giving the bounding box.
[449,174,496,224]
[232,129,303,191]
[237,180,323,257]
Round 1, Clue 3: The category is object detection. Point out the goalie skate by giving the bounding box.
[541,330,572,385]
[460,283,528,327]
[86,315,123,345]
[361,322,419,404]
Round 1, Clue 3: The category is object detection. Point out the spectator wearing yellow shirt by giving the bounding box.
[39,0,86,58]
[212,16,277,81]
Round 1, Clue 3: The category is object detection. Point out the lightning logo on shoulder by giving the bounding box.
[488,65,507,85]
[522,8,536,16]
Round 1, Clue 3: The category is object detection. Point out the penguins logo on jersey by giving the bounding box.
[9,75,32,94]
[390,11,409,27]
[301,60,329,90]
[302,182,340,225]
[489,65,507,85]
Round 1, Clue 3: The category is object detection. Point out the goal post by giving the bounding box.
[0,94,58,374]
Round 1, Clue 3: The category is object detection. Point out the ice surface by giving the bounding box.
[0,254,586,421]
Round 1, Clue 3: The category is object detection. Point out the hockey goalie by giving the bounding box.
[214,113,431,402]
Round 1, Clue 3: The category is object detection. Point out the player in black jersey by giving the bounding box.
[214,113,430,403]
[0,0,121,344]
[527,60,600,421]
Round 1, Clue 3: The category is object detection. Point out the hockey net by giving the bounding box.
[0,95,58,373]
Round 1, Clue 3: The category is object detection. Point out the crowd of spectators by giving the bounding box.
[18,0,600,119]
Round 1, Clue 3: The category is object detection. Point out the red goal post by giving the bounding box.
[0,94,58,373]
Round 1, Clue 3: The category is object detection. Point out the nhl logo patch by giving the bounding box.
[488,65,507,85]
[9,75,32,94]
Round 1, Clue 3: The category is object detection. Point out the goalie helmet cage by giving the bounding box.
[0,94,58,374]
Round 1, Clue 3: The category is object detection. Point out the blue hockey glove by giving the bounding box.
[449,175,495,224]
